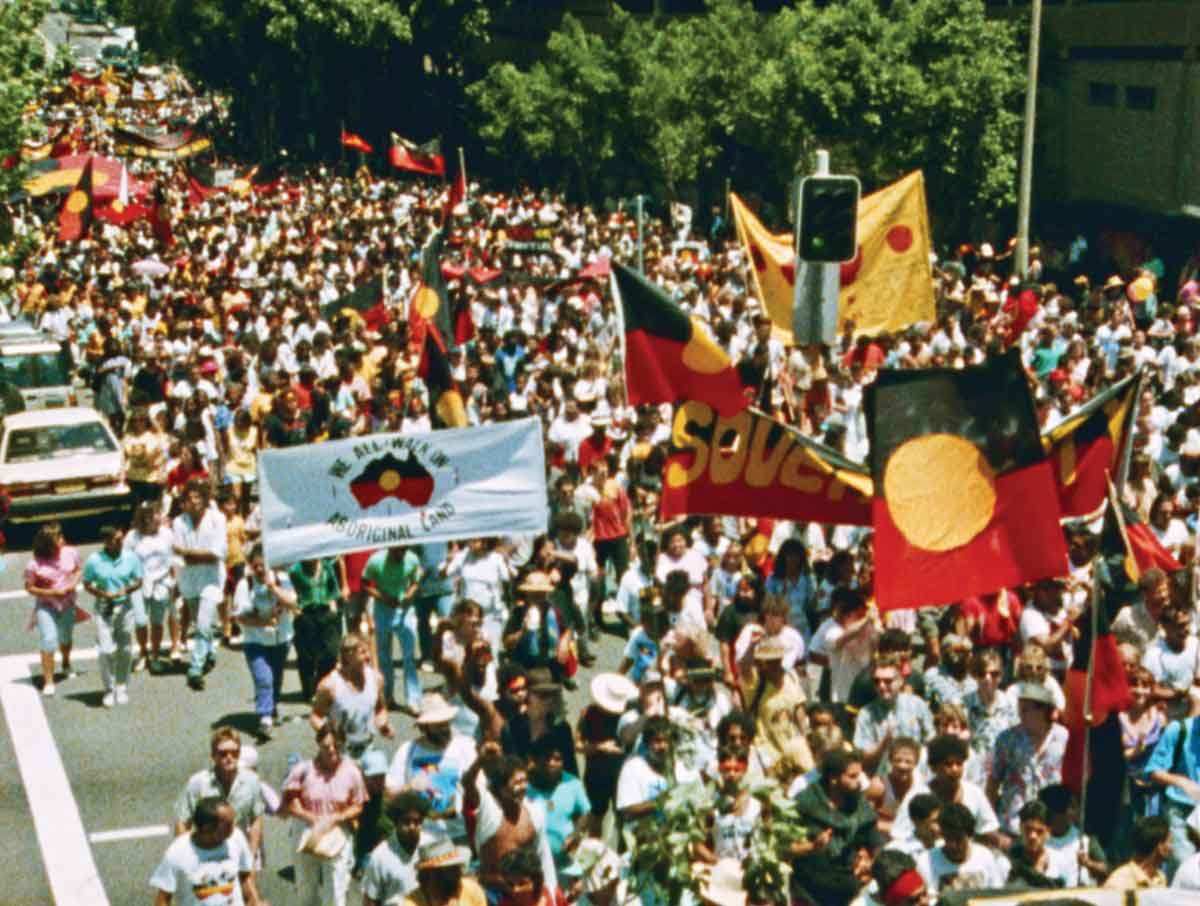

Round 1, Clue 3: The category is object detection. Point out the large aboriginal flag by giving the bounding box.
[1042,371,1141,519]
[410,229,455,346]
[613,264,747,418]
[57,155,94,242]
[866,350,1068,611]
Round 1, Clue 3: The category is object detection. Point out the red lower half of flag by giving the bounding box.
[1126,521,1183,573]
[1052,434,1114,519]
[626,329,747,418]
[873,460,1068,611]
[1062,638,1132,791]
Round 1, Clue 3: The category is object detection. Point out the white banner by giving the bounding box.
[259,418,549,567]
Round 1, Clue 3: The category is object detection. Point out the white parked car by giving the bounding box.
[0,408,130,524]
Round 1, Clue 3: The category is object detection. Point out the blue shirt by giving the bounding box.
[525,773,591,863]
[1144,716,1200,807]
[83,548,143,607]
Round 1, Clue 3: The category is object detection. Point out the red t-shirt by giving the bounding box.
[590,487,630,542]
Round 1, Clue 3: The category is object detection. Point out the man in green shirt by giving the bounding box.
[363,546,423,714]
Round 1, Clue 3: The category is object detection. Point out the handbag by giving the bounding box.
[296,823,347,860]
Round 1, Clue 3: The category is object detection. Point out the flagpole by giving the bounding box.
[636,194,644,275]
[458,146,466,188]
[611,270,629,409]
[1078,532,1101,847]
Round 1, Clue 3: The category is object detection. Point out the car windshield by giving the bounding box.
[0,352,69,389]
[4,422,116,463]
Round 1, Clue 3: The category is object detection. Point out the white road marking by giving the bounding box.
[0,589,30,601]
[0,647,109,906]
[89,825,170,844]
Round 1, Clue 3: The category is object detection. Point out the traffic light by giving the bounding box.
[798,175,860,263]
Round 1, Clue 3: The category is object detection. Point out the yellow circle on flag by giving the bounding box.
[414,286,440,319]
[378,469,401,492]
[681,318,728,375]
[883,433,996,552]
[65,189,89,214]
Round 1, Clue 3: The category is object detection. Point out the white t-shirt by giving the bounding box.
[361,834,428,904]
[615,755,699,811]
[733,624,805,673]
[149,828,253,906]
[890,779,1000,842]
[1019,606,1070,672]
[810,617,877,703]
[918,841,1006,895]
[1174,853,1200,890]
[1143,636,1200,695]
[386,735,478,841]
[655,549,709,587]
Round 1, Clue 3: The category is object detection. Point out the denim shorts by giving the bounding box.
[35,605,76,653]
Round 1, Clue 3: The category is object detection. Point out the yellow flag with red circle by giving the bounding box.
[730,171,935,339]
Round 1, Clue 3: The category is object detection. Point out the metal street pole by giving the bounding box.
[636,194,644,274]
[793,149,840,346]
[1015,0,1043,279]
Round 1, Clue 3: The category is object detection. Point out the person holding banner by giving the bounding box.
[363,546,424,715]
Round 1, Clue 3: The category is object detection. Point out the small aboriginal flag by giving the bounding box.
[349,451,434,509]
[1042,370,1141,519]
[57,154,94,241]
[340,129,373,154]
[613,264,747,418]
[866,349,1069,611]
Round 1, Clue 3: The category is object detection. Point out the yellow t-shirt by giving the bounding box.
[402,877,487,906]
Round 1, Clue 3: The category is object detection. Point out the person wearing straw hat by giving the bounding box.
[401,838,484,906]
[385,691,477,844]
[578,672,636,835]
[695,858,746,906]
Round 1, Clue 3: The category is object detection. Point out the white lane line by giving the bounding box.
[89,825,170,844]
[0,648,109,906]
[0,589,30,601]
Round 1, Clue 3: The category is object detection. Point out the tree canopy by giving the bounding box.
[0,0,53,201]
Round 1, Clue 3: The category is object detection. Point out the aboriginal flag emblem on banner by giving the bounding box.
[866,349,1069,611]
[613,264,747,418]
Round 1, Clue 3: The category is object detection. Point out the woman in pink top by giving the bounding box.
[23,523,82,697]
[283,723,367,906]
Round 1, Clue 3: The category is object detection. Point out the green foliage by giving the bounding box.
[0,0,52,200]
[469,0,1024,234]
[626,778,807,906]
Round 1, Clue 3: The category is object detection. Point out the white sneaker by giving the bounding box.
[132,655,145,673]
[42,682,56,697]
[115,686,129,705]
[102,690,116,708]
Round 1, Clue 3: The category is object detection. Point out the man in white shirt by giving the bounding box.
[150,797,264,906]
[173,480,227,691]
[616,715,699,825]
[916,802,1006,896]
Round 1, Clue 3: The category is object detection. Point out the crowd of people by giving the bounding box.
[10,44,1200,906]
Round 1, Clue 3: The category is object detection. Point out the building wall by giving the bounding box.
[995,0,1200,215]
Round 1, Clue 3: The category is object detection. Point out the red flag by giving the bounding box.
[340,129,373,154]
[443,150,467,223]
[388,133,445,176]
[57,155,94,242]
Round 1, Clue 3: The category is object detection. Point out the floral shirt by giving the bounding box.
[965,690,1019,779]
[853,693,935,767]
[991,723,1069,833]
[922,667,978,712]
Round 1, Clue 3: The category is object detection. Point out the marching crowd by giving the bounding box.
[10,51,1200,906]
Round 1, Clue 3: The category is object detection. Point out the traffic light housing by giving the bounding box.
[798,175,860,263]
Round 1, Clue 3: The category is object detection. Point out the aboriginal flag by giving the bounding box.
[349,451,434,509]
[1042,371,1141,519]
[389,134,444,176]
[57,155,94,242]
[320,276,387,332]
[1061,486,1140,796]
[419,326,467,429]
[340,129,373,154]
[613,264,747,418]
[409,229,455,345]
[867,350,1068,611]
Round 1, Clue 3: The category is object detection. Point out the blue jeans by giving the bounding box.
[187,591,220,679]
[374,601,420,706]
[244,642,288,719]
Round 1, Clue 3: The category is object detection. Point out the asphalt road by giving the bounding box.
[0,517,630,906]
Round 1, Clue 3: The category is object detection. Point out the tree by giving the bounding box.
[0,0,52,201]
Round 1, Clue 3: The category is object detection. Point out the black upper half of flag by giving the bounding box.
[614,264,690,343]
[866,349,1042,480]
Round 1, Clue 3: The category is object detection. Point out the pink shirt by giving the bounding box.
[283,756,366,818]
[24,546,81,612]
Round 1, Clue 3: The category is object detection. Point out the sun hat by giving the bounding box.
[415,691,459,725]
[576,839,623,894]
[590,412,611,428]
[1103,274,1125,291]
[590,672,638,714]
[1016,682,1055,706]
[416,838,470,870]
[754,638,787,662]
[697,859,747,906]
